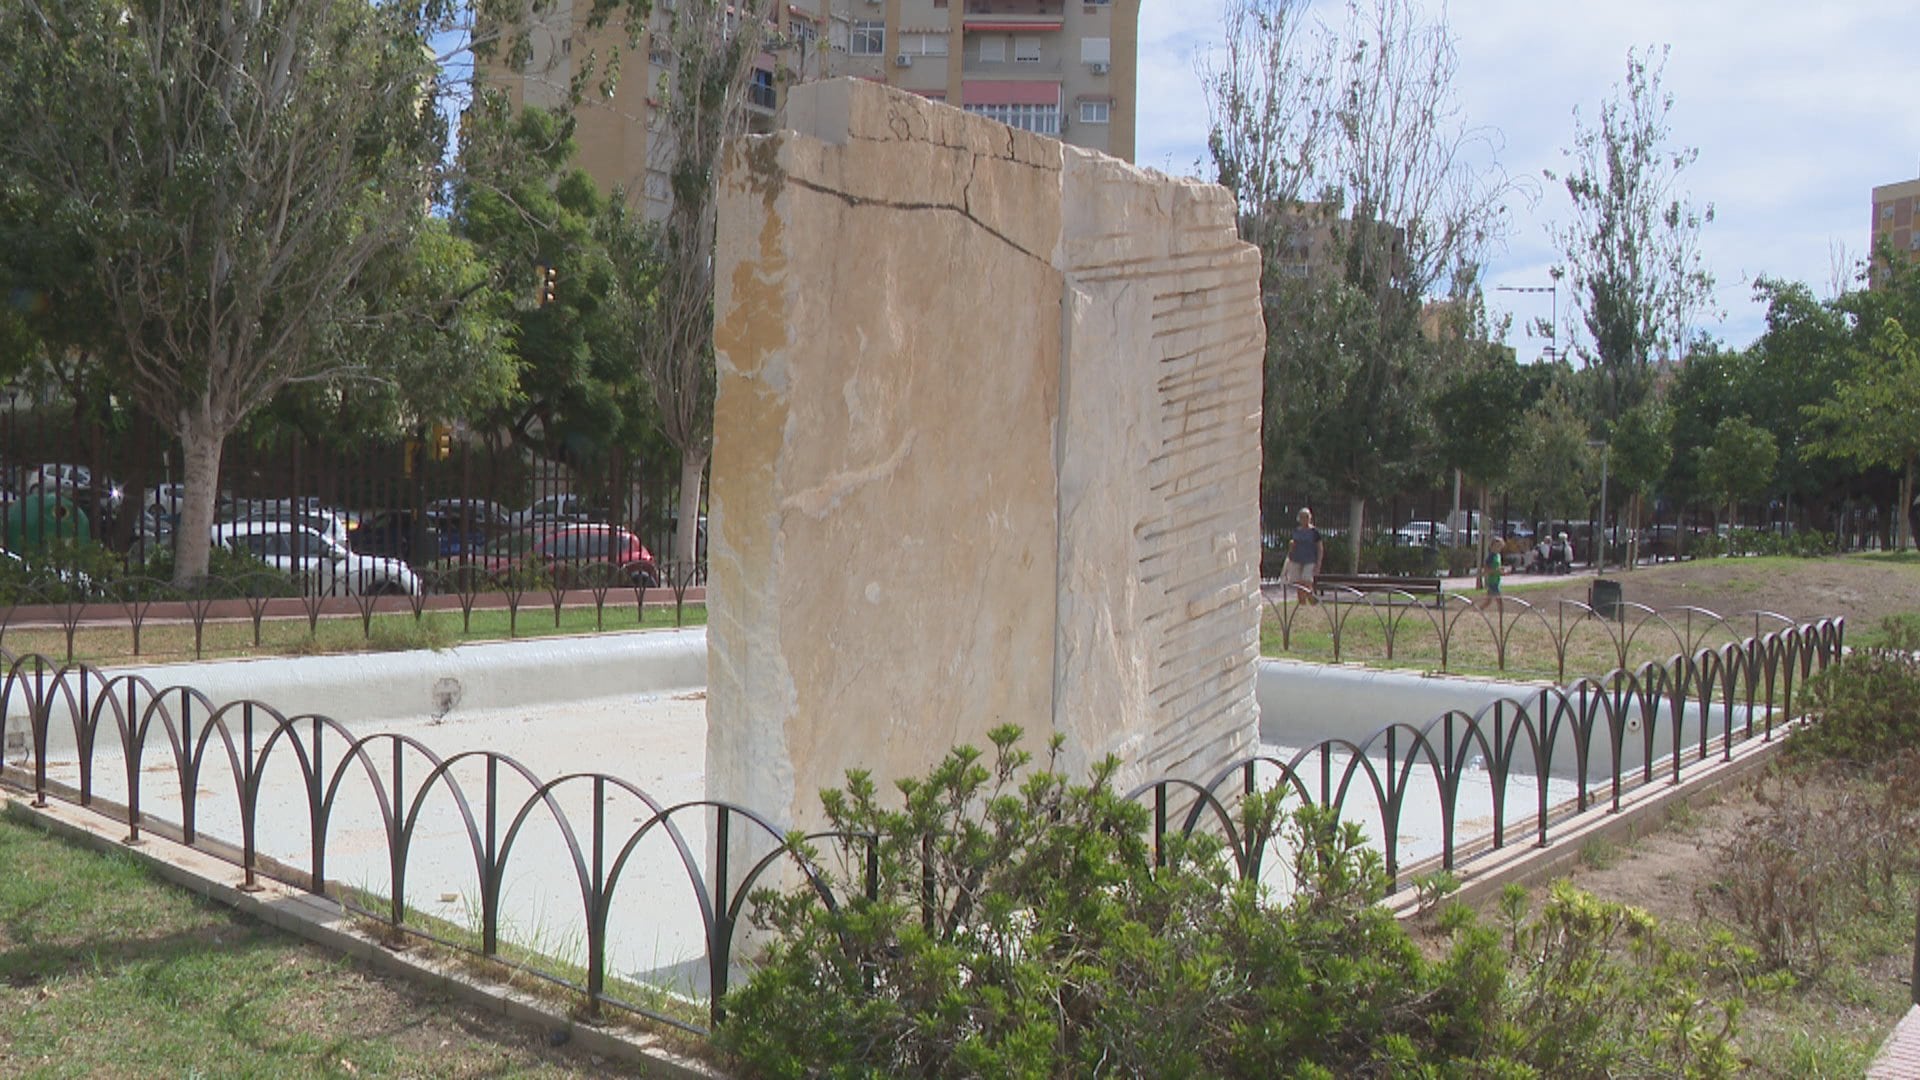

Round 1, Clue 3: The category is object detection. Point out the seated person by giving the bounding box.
[1548,532,1574,573]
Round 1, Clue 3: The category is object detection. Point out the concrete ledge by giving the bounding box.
[70,627,710,730]
[3,789,727,1079]
[1386,727,1789,916]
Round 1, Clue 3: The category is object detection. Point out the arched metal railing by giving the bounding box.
[0,610,1845,1038]
[0,560,707,663]
[1264,590,1827,682]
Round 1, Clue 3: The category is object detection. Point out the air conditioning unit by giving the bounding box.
[1088,60,1109,75]
[895,52,913,67]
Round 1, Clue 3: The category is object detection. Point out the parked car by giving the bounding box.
[425,498,515,534]
[1392,520,1451,547]
[350,508,491,564]
[465,524,659,588]
[222,503,353,549]
[23,462,122,517]
[511,493,608,529]
[211,520,420,596]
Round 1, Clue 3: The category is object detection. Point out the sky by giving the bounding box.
[1136,0,1920,357]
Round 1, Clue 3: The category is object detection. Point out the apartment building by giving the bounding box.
[493,0,1141,218]
[1871,176,1920,280]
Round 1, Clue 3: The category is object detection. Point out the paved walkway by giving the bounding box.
[1869,1005,1920,1078]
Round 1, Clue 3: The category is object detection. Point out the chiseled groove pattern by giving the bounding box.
[1068,220,1262,781]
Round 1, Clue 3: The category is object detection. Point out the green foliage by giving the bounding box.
[1359,542,1440,576]
[1793,617,1920,765]
[1695,416,1778,528]
[1511,386,1595,520]
[719,730,1745,1078]
[1549,46,1715,424]
[1804,317,1920,549]
[1692,529,1835,560]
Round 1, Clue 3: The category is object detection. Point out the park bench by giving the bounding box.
[1312,572,1445,605]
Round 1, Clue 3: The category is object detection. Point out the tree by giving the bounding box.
[1607,399,1671,568]
[0,1,453,583]
[452,101,654,467]
[1695,416,1777,535]
[1804,318,1920,550]
[1205,0,1514,569]
[638,0,776,578]
[1511,386,1594,527]
[1549,47,1716,424]
[1429,281,1528,560]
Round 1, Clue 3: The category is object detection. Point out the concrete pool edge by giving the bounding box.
[99,628,709,727]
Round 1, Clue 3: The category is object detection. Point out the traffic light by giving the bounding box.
[538,264,557,306]
[432,423,453,461]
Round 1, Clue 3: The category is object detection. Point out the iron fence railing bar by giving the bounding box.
[0,611,1846,1039]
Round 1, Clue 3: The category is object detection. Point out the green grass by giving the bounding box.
[0,601,707,668]
[0,806,659,1078]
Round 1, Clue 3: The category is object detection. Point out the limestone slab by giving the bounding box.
[708,79,1265,837]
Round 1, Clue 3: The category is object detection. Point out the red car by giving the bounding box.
[471,524,659,588]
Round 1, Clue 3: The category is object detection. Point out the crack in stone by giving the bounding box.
[785,167,1049,265]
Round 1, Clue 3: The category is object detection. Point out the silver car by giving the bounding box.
[211,520,420,596]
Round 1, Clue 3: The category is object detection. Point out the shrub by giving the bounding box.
[0,537,121,602]
[1707,759,1920,976]
[1793,616,1920,765]
[138,543,298,598]
[717,729,1744,1078]
[1359,543,1439,576]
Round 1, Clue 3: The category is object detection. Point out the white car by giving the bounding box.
[512,494,604,529]
[212,521,420,597]
[1392,520,1451,547]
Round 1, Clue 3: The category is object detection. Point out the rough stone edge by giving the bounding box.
[1386,727,1791,919]
[0,789,726,1080]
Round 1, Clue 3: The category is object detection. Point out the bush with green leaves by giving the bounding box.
[717,727,1745,1078]
[137,542,298,598]
[1794,616,1920,765]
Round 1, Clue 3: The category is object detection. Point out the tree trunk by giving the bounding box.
[673,449,708,585]
[1901,458,1916,552]
[172,405,227,587]
[1347,497,1366,574]
[1626,492,1640,571]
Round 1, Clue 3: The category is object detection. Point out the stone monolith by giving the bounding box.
[707,78,1264,836]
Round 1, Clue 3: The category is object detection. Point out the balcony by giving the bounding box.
[964,0,1064,14]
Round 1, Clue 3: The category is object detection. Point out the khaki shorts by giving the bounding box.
[1280,560,1316,586]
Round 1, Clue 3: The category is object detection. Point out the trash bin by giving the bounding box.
[1589,577,1622,620]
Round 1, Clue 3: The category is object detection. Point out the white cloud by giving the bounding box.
[1135,0,1920,350]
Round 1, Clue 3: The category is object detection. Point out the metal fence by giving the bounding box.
[0,404,696,582]
[1265,590,1832,683]
[0,563,706,664]
[0,610,1844,1037]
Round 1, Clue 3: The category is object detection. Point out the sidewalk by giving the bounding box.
[1869,1005,1920,1078]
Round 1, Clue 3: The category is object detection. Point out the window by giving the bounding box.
[1882,203,1896,221]
[1079,100,1109,124]
[901,32,949,56]
[964,103,1060,137]
[790,18,816,52]
[749,68,776,111]
[1080,37,1110,64]
[851,20,884,56]
[979,36,1005,62]
[1013,36,1041,63]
